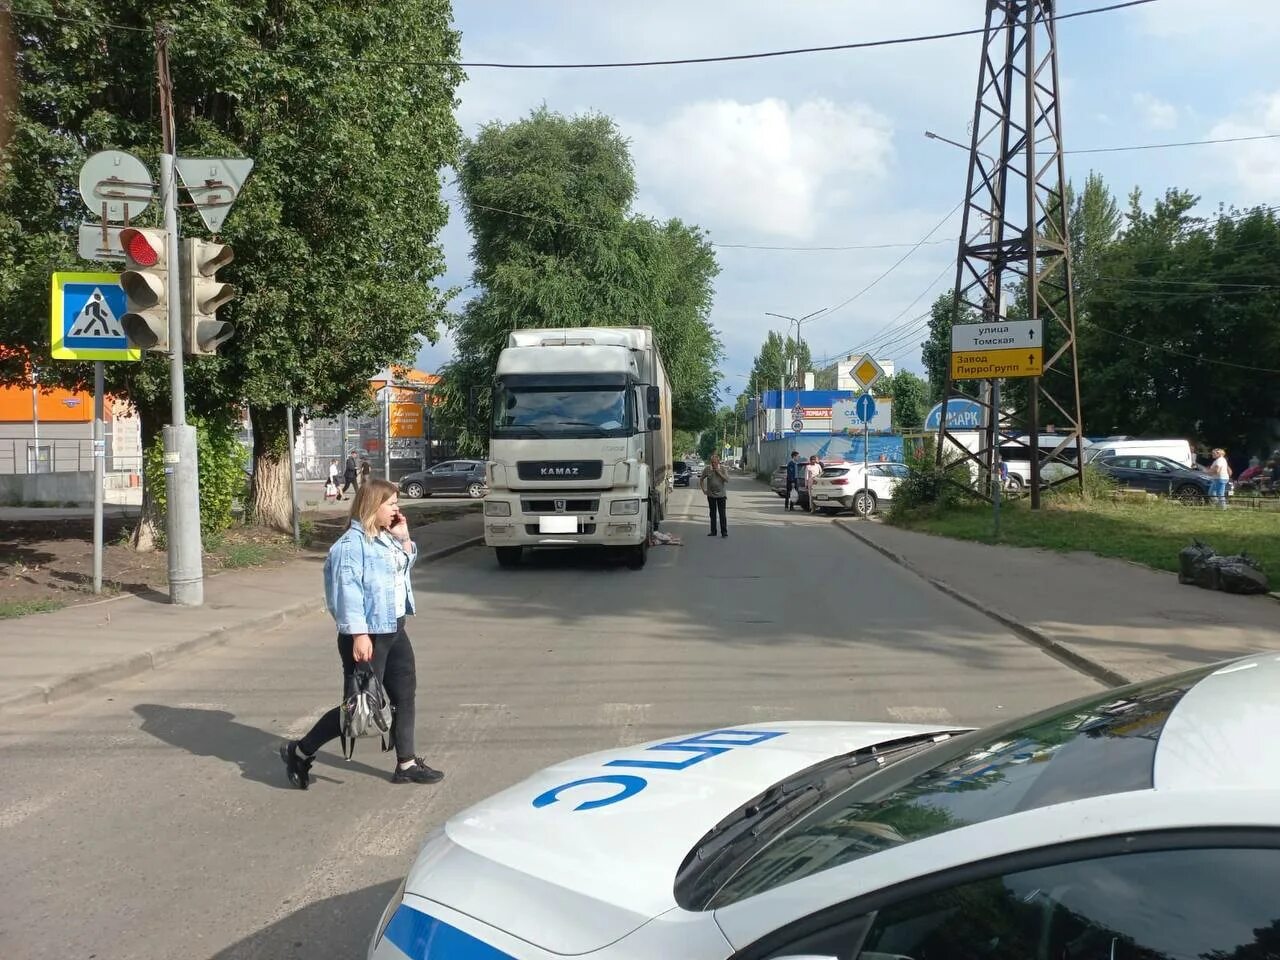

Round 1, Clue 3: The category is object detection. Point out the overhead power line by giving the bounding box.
[1067,132,1280,154]
[8,0,1160,68]
[1081,319,1280,373]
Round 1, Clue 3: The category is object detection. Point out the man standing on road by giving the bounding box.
[804,455,822,513]
[785,451,800,511]
[1209,447,1232,509]
[328,459,343,501]
[701,453,729,538]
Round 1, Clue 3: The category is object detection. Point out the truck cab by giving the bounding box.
[483,328,671,570]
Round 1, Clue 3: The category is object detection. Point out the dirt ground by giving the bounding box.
[0,502,474,615]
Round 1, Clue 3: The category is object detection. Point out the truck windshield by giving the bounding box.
[492,383,634,439]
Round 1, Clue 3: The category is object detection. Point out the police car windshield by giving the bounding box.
[685,667,1209,911]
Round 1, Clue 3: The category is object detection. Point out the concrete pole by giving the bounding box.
[160,153,202,605]
[92,362,105,593]
[286,404,300,546]
[382,383,391,481]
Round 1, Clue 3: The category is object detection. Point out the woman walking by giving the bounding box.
[280,478,444,788]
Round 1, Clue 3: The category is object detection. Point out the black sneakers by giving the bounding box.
[392,758,445,784]
[280,741,315,790]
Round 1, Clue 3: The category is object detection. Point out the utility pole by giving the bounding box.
[934,0,1084,510]
[154,24,203,604]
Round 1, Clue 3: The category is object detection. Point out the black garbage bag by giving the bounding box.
[1213,553,1270,595]
[1178,540,1216,586]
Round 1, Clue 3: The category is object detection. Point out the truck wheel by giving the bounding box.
[628,537,648,570]
[495,546,523,568]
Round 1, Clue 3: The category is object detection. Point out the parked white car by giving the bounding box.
[808,461,909,516]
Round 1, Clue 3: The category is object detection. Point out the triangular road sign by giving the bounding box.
[175,157,255,232]
[68,287,125,338]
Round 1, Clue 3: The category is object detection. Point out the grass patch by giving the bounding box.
[0,598,67,619]
[219,543,273,568]
[895,498,1280,576]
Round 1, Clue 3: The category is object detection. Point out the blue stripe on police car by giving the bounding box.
[383,903,516,959]
[532,729,786,811]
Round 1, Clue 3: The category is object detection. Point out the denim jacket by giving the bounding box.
[324,520,418,635]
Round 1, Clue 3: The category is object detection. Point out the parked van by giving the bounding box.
[998,435,1082,491]
[1084,438,1194,469]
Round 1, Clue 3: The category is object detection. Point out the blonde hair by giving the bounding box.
[350,478,398,538]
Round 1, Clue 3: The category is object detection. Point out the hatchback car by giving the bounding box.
[398,459,488,499]
[810,461,908,516]
[369,654,1280,960]
[673,461,692,487]
[1093,454,1220,503]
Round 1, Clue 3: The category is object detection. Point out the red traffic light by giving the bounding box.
[120,227,161,266]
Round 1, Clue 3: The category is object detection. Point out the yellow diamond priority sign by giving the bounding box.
[849,354,885,393]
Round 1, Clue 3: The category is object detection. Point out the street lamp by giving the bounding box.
[765,307,826,437]
[924,129,997,165]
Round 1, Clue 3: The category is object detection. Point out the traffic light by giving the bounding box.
[119,227,170,352]
[182,238,236,356]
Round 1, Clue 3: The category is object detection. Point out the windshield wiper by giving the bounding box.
[557,420,607,433]
[679,734,955,885]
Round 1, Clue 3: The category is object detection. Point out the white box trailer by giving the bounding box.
[483,327,672,569]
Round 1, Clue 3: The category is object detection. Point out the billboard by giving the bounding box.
[831,397,894,434]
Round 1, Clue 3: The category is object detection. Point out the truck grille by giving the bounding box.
[516,460,603,481]
[522,499,600,513]
[526,523,597,536]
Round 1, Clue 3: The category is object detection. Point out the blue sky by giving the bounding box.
[416,0,1280,403]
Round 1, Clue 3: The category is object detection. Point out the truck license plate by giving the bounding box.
[539,516,577,534]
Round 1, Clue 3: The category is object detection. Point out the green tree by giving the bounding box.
[920,290,978,403]
[438,108,722,452]
[750,331,812,395]
[888,370,927,431]
[0,3,463,533]
[1079,191,1280,457]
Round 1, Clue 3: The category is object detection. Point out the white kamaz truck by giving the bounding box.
[483,327,672,570]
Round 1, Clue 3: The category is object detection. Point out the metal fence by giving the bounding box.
[0,437,142,483]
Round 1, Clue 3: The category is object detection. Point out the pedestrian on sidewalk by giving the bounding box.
[804,455,822,513]
[701,453,729,537]
[328,459,343,501]
[280,478,444,789]
[785,451,800,511]
[341,450,359,497]
[360,458,372,485]
[1209,447,1232,509]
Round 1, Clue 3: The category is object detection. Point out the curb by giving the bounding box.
[834,520,1132,688]
[0,535,484,715]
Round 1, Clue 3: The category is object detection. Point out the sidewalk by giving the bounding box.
[0,512,483,713]
[838,518,1279,685]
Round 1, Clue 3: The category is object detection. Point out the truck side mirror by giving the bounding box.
[646,385,660,415]
[647,415,662,431]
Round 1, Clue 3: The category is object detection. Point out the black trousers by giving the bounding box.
[341,473,357,494]
[707,496,727,533]
[298,619,417,759]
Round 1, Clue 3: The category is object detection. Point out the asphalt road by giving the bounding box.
[0,482,1101,960]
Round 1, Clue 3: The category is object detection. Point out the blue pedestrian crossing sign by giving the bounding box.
[51,272,139,361]
[855,392,876,423]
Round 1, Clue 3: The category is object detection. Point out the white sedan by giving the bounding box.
[809,461,909,516]
[370,654,1280,960]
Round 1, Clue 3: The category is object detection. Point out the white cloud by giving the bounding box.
[1133,93,1178,131]
[627,98,893,239]
[1208,91,1280,197]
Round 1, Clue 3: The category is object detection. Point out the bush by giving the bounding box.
[888,444,980,521]
[143,414,245,543]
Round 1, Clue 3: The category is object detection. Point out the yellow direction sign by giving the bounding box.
[51,272,139,361]
[950,347,1043,380]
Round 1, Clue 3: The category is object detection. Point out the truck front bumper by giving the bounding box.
[483,492,646,547]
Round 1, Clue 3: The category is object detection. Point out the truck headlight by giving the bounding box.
[610,499,640,516]
[485,501,511,517]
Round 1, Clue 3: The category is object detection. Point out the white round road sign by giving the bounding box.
[79,150,153,222]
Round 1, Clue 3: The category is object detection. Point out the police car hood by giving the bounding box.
[404,720,953,955]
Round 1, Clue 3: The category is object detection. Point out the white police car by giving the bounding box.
[370,655,1280,959]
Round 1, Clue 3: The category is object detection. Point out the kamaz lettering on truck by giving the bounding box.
[483,328,672,570]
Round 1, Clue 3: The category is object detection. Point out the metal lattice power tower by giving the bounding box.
[937,0,1084,509]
